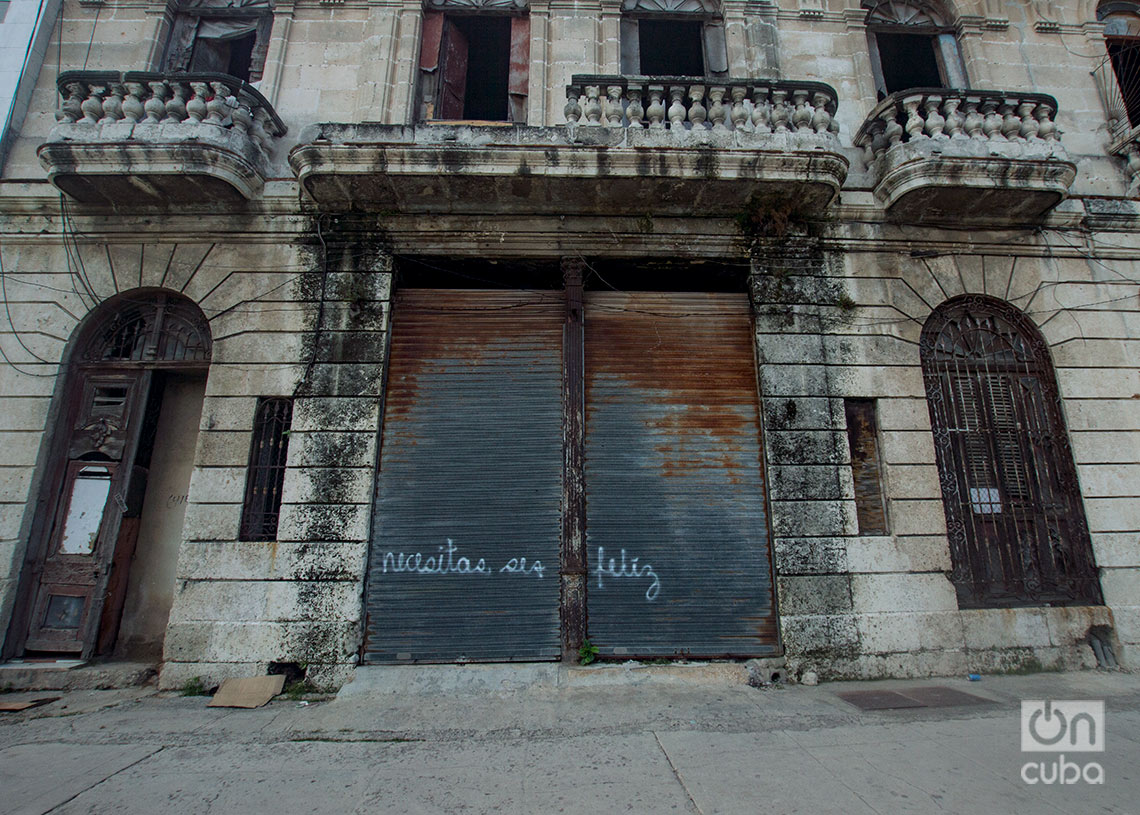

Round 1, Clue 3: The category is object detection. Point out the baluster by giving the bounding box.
[604,84,624,127]
[730,86,748,131]
[58,81,87,123]
[923,95,945,137]
[687,85,707,129]
[646,85,666,129]
[902,95,925,140]
[811,91,832,134]
[231,102,254,136]
[751,87,771,133]
[121,82,147,123]
[627,85,645,128]
[963,97,984,139]
[792,89,812,132]
[165,81,189,122]
[564,86,582,124]
[99,82,125,123]
[144,81,168,123]
[981,98,1002,140]
[208,80,237,126]
[771,89,790,132]
[583,86,602,125]
[1018,100,1040,140]
[881,106,904,149]
[81,83,106,124]
[251,107,272,154]
[867,118,886,162]
[708,87,728,130]
[667,85,687,129]
[1000,98,1020,140]
[1035,103,1057,141]
[1125,143,1140,196]
[186,82,209,123]
[943,97,964,138]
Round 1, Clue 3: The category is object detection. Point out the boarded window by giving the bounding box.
[419,12,530,123]
[920,296,1101,609]
[239,398,292,542]
[845,399,888,536]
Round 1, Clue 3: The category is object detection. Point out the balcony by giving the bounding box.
[289,77,849,217]
[40,71,286,206]
[853,89,1076,226]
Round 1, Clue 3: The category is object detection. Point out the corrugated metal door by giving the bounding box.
[363,289,564,662]
[584,292,777,657]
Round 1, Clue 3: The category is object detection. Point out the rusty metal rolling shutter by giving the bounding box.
[363,289,564,663]
[583,292,777,658]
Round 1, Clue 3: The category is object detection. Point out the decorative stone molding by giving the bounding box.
[426,0,527,8]
[40,70,287,206]
[289,80,849,216]
[621,0,717,12]
[853,88,1076,225]
[798,0,825,19]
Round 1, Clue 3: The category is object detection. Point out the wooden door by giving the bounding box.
[22,370,151,655]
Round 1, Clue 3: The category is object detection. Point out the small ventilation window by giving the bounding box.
[239,398,293,542]
[844,399,889,536]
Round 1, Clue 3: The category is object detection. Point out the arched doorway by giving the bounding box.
[863,0,968,98]
[920,295,1102,609]
[5,290,211,660]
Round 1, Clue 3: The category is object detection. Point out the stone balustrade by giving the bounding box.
[564,75,840,136]
[850,87,1074,226]
[853,88,1061,163]
[43,70,288,204]
[54,70,286,163]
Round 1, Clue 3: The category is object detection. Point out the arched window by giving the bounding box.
[1097,1,1140,132]
[864,0,967,98]
[920,296,1101,609]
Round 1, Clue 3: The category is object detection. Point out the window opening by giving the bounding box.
[163,1,273,84]
[1098,3,1140,130]
[638,19,705,76]
[421,12,529,123]
[874,32,944,93]
[240,397,293,542]
[864,0,964,98]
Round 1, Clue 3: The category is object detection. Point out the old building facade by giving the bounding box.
[0,0,1137,689]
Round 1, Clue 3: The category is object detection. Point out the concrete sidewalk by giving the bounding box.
[2,666,1139,814]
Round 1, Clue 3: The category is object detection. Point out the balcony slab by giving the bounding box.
[874,137,1077,226]
[39,122,267,207]
[289,123,849,216]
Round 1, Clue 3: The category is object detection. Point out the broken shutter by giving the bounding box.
[438,18,469,120]
[507,16,530,123]
[620,18,640,74]
[702,20,728,74]
[363,290,564,663]
[583,292,777,658]
[419,12,445,120]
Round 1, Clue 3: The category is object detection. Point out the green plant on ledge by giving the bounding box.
[578,639,600,666]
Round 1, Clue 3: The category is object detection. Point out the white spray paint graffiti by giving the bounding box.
[381,539,545,578]
[595,546,660,601]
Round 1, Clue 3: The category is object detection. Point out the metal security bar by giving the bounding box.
[239,397,293,542]
[920,296,1101,609]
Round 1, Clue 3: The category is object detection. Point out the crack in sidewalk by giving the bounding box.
[44,745,166,814]
[653,731,704,815]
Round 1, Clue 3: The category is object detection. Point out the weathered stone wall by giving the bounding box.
[752,223,1140,680]
[1,0,1139,686]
